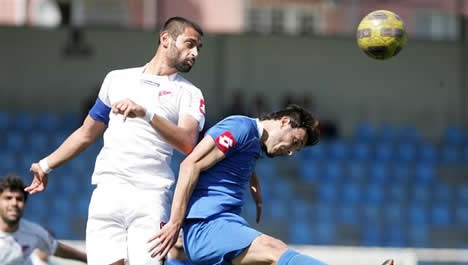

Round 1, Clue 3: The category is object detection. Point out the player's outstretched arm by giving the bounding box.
[148,135,225,260]
[25,116,106,194]
[111,98,200,155]
[250,171,263,224]
[54,242,87,263]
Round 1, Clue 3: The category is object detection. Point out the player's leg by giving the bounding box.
[86,185,128,265]
[126,189,171,265]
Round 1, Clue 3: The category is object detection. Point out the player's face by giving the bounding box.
[168,27,202,73]
[0,189,25,227]
[264,118,307,157]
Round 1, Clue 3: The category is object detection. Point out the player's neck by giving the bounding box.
[0,220,19,233]
[146,55,177,76]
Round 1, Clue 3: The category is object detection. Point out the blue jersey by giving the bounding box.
[185,116,262,219]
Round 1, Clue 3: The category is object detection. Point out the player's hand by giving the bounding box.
[25,163,49,194]
[112,98,147,121]
[147,221,180,261]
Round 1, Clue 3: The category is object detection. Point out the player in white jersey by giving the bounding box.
[26,16,206,265]
[0,175,87,265]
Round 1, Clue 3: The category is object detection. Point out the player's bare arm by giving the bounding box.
[54,242,87,263]
[112,98,200,154]
[250,172,263,224]
[25,116,106,194]
[148,135,225,260]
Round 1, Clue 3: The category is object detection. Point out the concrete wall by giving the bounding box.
[0,26,466,138]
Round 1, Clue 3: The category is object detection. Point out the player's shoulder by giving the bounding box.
[219,115,257,131]
[172,74,201,92]
[18,219,48,235]
[106,66,144,79]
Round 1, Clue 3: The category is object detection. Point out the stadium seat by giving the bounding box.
[360,204,381,224]
[407,224,429,248]
[314,222,337,245]
[414,163,436,184]
[369,162,389,183]
[46,217,72,239]
[298,142,325,161]
[318,182,340,202]
[440,145,462,164]
[387,184,407,203]
[264,198,288,221]
[5,131,26,152]
[443,126,466,145]
[76,196,91,218]
[397,124,422,143]
[374,142,393,162]
[411,184,431,203]
[395,142,417,163]
[364,183,385,204]
[298,161,321,183]
[0,151,17,173]
[432,183,454,203]
[12,112,35,131]
[314,202,336,223]
[430,203,453,226]
[407,203,428,225]
[0,111,9,130]
[418,143,438,163]
[384,224,406,247]
[341,182,362,204]
[456,184,468,204]
[337,204,360,225]
[323,161,344,182]
[36,111,60,131]
[350,142,372,161]
[328,140,348,161]
[288,219,313,244]
[391,163,412,184]
[291,199,312,219]
[384,203,404,224]
[354,122,375,142]
[454,205,468,225]
[361,223,383,246]
[376,123,396,143]
[346,161,367,182]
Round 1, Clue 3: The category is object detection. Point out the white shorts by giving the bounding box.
[86,184,171,265]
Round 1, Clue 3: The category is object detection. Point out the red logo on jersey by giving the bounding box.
[216,131,237,152]
[158,90,172,97]
[160,221,166,229]
[199,99,205,115]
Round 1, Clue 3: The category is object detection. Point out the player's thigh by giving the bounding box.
[231,234,289,265]
[126,191,169,265]
[86,186,128,265]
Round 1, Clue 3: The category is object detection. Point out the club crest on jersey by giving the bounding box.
[216,131,237,152]
[141,79,160,87]
[199,99,205,115]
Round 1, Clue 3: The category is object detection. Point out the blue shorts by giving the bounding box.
[183,212,262,265]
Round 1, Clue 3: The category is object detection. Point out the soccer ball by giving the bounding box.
[356,10,407,60]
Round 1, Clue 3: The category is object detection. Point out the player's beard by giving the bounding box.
[169,43,194,73]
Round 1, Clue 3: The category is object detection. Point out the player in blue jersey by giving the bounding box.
[148,104,394,265]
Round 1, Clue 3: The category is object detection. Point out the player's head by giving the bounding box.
[259,104,320,157]
[159,16,204,73]
[0,175,28,229]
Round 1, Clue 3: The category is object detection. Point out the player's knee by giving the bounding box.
[254,235,289,262]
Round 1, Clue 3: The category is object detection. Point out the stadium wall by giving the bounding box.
[0,27,465,138]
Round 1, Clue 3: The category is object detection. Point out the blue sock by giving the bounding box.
[278,249,328,265]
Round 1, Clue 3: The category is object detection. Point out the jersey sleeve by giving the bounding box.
[33,224,58,256]
[179,87,206,131]
[206,117,250,157]
[89,72,112,124]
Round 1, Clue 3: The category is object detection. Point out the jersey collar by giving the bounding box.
[255,119,264,138]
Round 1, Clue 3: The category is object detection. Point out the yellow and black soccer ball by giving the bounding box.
[356,10,407,60]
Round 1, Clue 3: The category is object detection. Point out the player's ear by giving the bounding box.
[160,31,170,48]
[280,116,290,127]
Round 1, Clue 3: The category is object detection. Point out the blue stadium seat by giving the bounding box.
[0,111,9,130]
[346,162,367,182]
[323,161,344,182]
[454,205,468,225]
[374,142,393,162]
[37,112,60,131]
[12,112,35,131]
[432,183,454,203]
[328,140,348,161]
[46,217,72,239]
[369,162,389,183]
[407,224,429,248]
[361,223,383,246]
[318,182,340,203]
[5,131,26,152]
[289,219,313,244]
[430,203,453,226]
[59,112,81,132]
[0,151,17,173]
[365,183,385,204]
[341,182,362,204]
[298,161,321,183]
[255,159,276,179]
[407,203,428,225]
[411,184,431,203]
[384,224,406,247]
[298,142,325,161]
[354,122,375,142]
[51,198,74,218]
[414,163,436,184]
[384,203,404,224]
[28,132,50,154]
[418,143,438,163]
[361,204,381,224]
[264,198,288,220]
[443,126,466,145]
[291,199,312,219]
[440,145,462,164]
[314,202,336,223]
[456,184,468,204]
[395,142,417,163]
[77,196,91,218]
[313,222,337,245]
[387,184,407,203]
[350,142,372,161]
[337,204,359,225]
[391,163,412,184]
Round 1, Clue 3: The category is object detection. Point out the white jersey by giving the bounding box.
[92,66,206,190]
[0,219,57,265]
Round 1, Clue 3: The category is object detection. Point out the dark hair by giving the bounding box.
[260,104,320,146]
[0,175,28,202]
[159,16,204,43]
